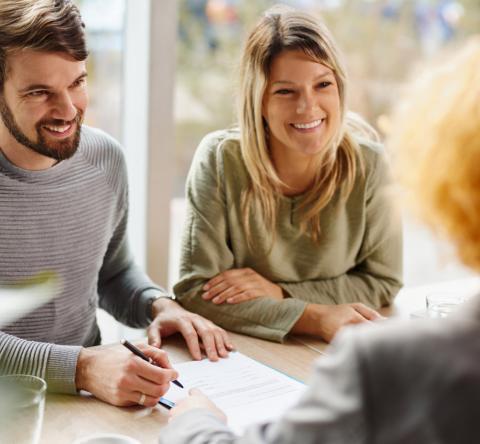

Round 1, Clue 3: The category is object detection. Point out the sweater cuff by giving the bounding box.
[275,299,308,341]
[234,299,306,343]
[134,287,171,327]
[45,344,82,394]
[189,297,307,343]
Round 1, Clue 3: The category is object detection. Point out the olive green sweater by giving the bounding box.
[174,129,403,342]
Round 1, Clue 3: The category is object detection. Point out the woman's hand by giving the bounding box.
[169,388,227,423]
[201,268,284,305]
[292,303,384,343]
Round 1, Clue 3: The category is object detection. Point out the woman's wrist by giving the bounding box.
[291,304,326,335]
[269,282,285,300]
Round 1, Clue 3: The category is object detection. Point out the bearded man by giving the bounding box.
[0,0,232,408]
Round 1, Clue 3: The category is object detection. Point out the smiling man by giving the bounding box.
[0,0,232,408]
[0,50,86,167]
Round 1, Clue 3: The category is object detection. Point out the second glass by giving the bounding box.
[0,374,47,444]
[426,292,465,318]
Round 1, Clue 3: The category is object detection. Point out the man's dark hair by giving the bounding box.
[0,0,88,90]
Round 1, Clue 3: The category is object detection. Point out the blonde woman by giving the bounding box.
[162,37,480,444]
[174,6,403,343]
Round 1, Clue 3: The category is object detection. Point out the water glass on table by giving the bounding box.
[426,292,465,318]
[72,433,140,444]
[0,374,47,444]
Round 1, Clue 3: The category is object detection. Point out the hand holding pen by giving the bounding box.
[121,339,184,389]
[75,340,179,408]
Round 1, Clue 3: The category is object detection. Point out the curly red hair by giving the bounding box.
[389,38,480,271]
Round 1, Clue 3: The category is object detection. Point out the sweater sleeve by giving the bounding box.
[0,331,81,394]
[279,151,403,308]
[174,135,307,343]
[97,150,164,328]
[158,328,368,444]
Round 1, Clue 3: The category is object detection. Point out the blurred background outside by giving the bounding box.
[75,0,480,340]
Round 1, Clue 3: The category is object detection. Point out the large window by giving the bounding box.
[77,0,125,141]
[77,0,129,342]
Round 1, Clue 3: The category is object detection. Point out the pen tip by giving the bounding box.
[173,380,184,389]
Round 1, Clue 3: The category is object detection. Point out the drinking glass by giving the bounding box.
[426,292,465,318]
[72,433,141,444]
[0,374,47,444]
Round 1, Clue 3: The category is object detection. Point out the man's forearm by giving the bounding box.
[0,332,81,394]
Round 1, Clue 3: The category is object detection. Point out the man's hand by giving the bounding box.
[147,298,234,361]
[201,268,284,305]
[75,342,178,407]
[292,303,384,342]
[169,388,227,423]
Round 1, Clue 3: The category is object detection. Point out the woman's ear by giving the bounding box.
[262,116,269,133]
[261,92,268,121]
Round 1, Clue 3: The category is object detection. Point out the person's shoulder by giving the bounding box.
[356,137,385,170]
[352,137,390,190]
[79,125,125,165]
[196,128,241,157]
[78,125,127,190]
[344,314,477,369]
[329,309,480,441]
[193,128,242,170]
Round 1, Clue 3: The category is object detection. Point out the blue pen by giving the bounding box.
[158,397,176,410]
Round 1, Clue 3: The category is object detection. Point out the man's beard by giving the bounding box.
[0,96,83,162]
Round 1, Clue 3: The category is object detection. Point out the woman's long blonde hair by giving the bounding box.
[237,6,375,249]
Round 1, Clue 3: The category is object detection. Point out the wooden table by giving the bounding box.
[40,277,480,443]
[40,332,323,444]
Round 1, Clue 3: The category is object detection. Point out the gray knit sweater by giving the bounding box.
[0,126,160,394]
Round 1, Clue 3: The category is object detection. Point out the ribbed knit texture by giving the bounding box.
[174,129,403,342]
[0,126,160,393]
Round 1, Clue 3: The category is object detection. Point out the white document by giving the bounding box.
[162,351,307,434]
